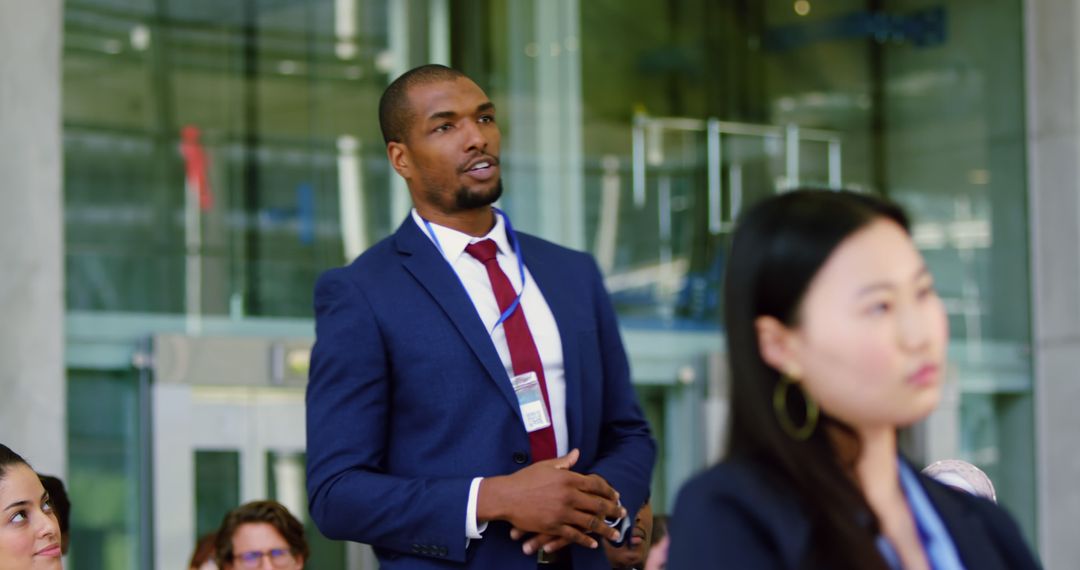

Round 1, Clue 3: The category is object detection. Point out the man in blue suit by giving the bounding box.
[305,64,656,570]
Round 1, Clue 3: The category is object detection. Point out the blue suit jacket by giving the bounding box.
[668,457,1041,569]
[306,217,656,569]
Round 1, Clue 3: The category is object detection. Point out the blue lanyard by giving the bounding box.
[898,461,966,570]
[876,461,967,570]
[421,207,526,332]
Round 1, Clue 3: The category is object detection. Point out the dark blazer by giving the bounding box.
[668,458,1041,569]
[305,217,656,570]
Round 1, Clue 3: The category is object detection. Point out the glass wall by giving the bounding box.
[67,370,143,570]
[568,0,1033,539]
[883,0,1034,540]
[64,0,397,318]
[63,1,405,568]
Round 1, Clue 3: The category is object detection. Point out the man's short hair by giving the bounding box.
[214,500,309,567]
[379,64,468,145]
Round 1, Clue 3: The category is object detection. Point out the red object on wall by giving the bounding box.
[180,125,213,211]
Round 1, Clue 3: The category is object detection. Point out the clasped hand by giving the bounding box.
[477,449,625,555]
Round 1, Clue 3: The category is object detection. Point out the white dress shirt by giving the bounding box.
[411,209,569,542]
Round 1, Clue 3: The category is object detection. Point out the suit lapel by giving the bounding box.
[393,218,521,417]
[520,237,584,451]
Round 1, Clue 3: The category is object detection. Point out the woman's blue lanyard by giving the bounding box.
[421,207,526,332]
[876,461,967,570]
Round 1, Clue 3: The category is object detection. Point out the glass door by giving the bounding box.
[150,333,375,569]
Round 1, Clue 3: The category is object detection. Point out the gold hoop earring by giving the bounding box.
[773,375,819,441]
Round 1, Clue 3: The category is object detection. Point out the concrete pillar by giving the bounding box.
[1025,0,1080,565]
[0,0,66,476]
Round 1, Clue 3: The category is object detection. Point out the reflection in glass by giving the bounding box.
[64,0,394,318]
[195,450,240,542]
[68,370,142,570]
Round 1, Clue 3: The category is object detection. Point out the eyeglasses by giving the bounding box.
[233,548,296,568]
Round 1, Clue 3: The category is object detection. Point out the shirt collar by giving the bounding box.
[411,208,512,262]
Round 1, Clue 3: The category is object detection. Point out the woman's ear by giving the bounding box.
[755,315,802,378]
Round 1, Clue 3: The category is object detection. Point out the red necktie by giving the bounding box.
[464,239,558,462]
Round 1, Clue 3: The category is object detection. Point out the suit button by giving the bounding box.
[512,452,528,464]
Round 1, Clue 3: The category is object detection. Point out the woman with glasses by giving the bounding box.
[667,190,1040,569]
[215,501,307,570]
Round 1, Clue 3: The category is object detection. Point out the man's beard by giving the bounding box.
[452,179,503,210]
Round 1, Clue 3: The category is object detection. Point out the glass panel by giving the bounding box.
[63,0,395,318]
[267,451,346,568]
[68,370,142,570]
[882,0,1034,542]
[194,450,240,541]
[574,0,875,331]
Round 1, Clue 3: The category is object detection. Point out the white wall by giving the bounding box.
[1026,0,1080,566]
[0,0,66,476]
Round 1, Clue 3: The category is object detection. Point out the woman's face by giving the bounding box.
[226,523,302,570]
[0,464,62,570]
[760,218,949,432]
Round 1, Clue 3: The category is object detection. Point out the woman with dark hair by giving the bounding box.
[36,476,70,556]
[215,501,307,569]
[668,190,1040,569]
[0,443,63,569]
